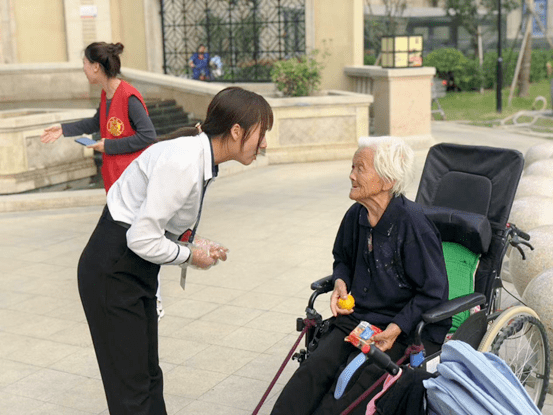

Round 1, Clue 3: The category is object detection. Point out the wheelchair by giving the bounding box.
[290,143,551,412]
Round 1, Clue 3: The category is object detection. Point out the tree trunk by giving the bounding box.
[518,33,533,97]
[518,0,534,98]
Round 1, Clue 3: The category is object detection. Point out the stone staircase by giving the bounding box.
[145,99,200,140]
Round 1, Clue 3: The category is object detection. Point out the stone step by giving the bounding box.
[147,105,184,118]
[150,112,189,124]
[156,122,195,137]
[144,99,177,109]
[144,99,195,139]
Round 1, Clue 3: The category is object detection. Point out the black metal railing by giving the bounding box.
[161,0,306,82]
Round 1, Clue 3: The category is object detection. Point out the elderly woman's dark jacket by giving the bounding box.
[332,194,451,344]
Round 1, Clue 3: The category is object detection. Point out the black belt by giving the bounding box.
[104,205,131,230]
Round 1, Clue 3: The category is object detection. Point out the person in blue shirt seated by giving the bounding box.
[189,44,211,80]
[270,137,451,415]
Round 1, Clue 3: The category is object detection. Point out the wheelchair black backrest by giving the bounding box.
[415,143,524,311]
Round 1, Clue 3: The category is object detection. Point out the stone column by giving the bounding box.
[63,0,112,63]
[306,0,364,91]
[363,66,436,144]
[0,0,17,63]
[143,0,163,73]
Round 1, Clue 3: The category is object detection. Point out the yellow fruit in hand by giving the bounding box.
[337,294,355,310]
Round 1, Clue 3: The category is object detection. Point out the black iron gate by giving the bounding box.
[161,0,306,82]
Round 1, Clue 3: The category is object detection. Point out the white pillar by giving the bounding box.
[306,0,364,91]
[143,0,163,73]
[63,0,112,62]
[0,0,17,63]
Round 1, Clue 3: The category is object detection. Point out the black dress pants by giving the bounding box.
[78,207,166,415]
[270,316,440,415]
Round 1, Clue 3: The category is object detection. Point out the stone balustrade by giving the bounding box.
[0,63,374,192]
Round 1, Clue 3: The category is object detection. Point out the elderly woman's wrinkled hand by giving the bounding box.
[331,279,354,317]
[371,323,402,352]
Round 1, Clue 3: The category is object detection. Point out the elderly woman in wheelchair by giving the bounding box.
[263,138,551,415]
[270,137,452,415]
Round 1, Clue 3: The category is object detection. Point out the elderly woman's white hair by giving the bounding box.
[358,136,415,196]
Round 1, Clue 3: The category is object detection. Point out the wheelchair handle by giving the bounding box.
[515,228,530,241]
[508,223,530,241]
[366,345,400,376]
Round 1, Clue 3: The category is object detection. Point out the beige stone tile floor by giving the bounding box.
[0,121,552,414]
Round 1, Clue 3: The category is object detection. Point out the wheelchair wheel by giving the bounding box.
[479,306,540,350]
[478,306,550,409]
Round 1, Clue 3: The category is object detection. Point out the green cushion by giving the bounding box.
[442,242,479,333]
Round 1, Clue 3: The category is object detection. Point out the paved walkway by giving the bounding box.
[0,122,551,414]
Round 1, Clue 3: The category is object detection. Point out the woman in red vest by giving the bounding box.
[40,41,156,192]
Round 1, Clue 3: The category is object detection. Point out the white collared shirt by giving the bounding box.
[106,133,214,265]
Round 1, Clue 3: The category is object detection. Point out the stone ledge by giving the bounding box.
[0,61,82,74]
[267,143,358,164]
[266,90,373,108]
[0,158,98,195]
[0,188,107,213]
[345,65,436,79]
[121,67,224,96]
[0,155,269,213]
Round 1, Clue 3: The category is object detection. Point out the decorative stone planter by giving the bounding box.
[525,159,553,178]
[510,225,553,296]
[525,142,553,168]
[263,91,372,164]
[122,68,373,165]
[522,267,553,392]
[509,196,553,232]
[0,108,97,194]
[515,176,553,199]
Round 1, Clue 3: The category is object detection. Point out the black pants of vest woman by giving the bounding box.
[78,207,167,415]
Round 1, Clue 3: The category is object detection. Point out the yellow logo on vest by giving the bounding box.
[107,117,125,136]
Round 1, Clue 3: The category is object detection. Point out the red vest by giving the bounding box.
[100,80,150,192]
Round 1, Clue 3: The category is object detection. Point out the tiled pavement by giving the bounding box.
[0,121,552,414]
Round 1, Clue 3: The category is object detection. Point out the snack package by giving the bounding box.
[344,321,383,354]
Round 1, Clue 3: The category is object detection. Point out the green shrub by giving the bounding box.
[364,54,377,66]
[530,49,553,82]
[424,48,466,77]
[482,50,518,89]
[455,58,484,91]
[222,61,273,82]
[271,50,326,97]
[426,47,553,92]
[424,48,482,91]
[482,49,553,89]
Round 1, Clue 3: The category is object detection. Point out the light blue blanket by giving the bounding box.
[423,340,541,415]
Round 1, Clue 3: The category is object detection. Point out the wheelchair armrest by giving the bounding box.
[310,275,334,294]
[422,293,486,324]
[414,293,486,347]
[307,275,334,312]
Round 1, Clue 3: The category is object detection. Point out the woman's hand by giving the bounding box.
[89,138,106,153]
[193,236,229,261]
[188,238,229,270]
[40,125,63,143]
[330,279,354,317]
[371,323,401,352]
